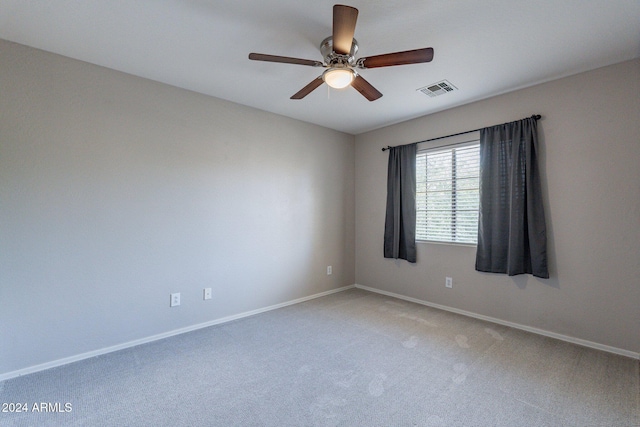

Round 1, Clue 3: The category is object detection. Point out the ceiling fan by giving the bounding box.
[248,4,434,101]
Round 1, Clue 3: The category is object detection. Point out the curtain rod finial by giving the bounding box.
[532,114,541,120]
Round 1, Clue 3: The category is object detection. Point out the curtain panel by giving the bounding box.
[475,117,549,278]
[383,143,417,263]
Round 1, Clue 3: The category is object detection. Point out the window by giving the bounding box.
[416,141,480,244]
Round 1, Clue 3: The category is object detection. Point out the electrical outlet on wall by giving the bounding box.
[445,277,453,288]
[170,293,181,307]
[203,288,212,300]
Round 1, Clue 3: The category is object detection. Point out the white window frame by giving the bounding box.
[416,134,480,245]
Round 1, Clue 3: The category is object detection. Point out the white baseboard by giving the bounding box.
[354,284,639,360]
[0,285,356,382]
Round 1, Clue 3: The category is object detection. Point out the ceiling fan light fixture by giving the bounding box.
[322,68,355,89]
[248,5,433,101]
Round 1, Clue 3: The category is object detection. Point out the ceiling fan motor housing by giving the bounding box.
[320,36,359,66]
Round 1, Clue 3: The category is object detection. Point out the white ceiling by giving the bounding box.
[1,0,639,134]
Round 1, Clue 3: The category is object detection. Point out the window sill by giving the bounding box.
[416,240,477,248]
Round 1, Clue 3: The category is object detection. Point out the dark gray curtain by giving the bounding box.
[384,143,417,263]
[475,117,549,278]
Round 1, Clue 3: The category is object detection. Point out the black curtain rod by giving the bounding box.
[381,114,542,152]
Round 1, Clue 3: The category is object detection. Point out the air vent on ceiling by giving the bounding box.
[417,80,458,97]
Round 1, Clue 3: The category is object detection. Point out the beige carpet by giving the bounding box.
[1,288,638,426]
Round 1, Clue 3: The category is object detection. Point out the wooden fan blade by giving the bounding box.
[291,77,325,99]
[351,74,383,101]
[333,5,358,55]
[249,53,323,67]
[359,48,434,69]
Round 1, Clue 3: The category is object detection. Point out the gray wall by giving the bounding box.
[355,59,640,354]
[0,40,355,376]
